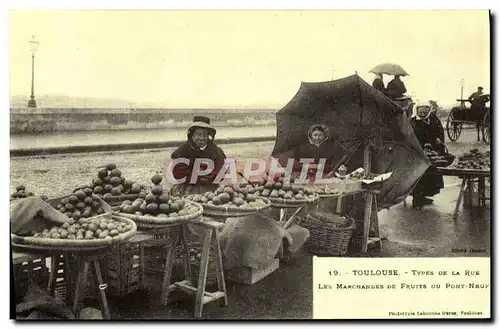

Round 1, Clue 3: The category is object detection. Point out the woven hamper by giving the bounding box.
[300,212,355,256]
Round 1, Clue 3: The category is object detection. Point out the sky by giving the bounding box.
[9,10,490,109]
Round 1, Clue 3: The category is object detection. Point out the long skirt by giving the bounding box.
[411,167,444,198]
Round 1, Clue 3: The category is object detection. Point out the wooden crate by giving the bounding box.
[226,259,279,285]
[101,242,143,297]
[52,253,75,304]
[13,258,50,304]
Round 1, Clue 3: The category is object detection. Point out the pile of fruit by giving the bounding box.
[86,164,146,201]
[29,216,134,240]
[55,189,108,220]
[311,185,341,196]
[184,183,268,209]
[423,144,448,166]
[454,149,490,170]
[118,174,199,218]
[249,178,317,202]
[345,168,371,180]
[11,184,47,200]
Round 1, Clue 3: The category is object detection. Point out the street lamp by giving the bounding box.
[28,35,39,108]
[459,78,465,107]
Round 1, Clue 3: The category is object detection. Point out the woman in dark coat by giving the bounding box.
[386,75,407,100]
[410,102,445,209]
[372,73,386,94]
[289,124,346,182]
[170,116,227,196]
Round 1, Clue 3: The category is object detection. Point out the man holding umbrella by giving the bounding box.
[386,75,407,100]
[370,63,409,100]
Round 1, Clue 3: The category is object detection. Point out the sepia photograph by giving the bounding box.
[8,7,491,320]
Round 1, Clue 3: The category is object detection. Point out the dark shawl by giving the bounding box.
[386,79,407,100]
[171,141,226,185]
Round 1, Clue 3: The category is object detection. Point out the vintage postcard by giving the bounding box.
[8,9,491,320]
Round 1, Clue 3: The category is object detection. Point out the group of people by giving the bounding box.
[170,75,488,211]
[169,108,442,211]
[373,72,445,209]
[372,73,408,101]
[168,116,345,195]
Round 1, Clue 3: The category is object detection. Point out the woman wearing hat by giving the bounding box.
[170,116,227,196]
[409,101,445,209]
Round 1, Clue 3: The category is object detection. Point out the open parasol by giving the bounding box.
[271,74,428,208]
[370,63,409,76]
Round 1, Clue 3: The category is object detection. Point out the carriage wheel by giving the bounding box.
[446,112,462,141]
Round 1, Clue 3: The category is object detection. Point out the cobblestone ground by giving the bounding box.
[10,142,275,198]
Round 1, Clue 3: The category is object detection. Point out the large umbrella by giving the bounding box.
[271,74,428,207]
[370,63,409,76]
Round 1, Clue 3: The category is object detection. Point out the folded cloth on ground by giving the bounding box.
[220,213,293,270]
[10,196,69,235]
[285,223,310,254]
[16,286,75,320]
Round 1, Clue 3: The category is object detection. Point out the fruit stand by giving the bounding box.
[437,149,490,219]
[11,152,391,319]
[11,187,138,319]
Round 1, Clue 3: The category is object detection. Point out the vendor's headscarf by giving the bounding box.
[412,101,434,122]
[308,124,329,147]
[374,73,383,80]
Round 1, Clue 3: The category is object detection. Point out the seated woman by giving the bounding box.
[289,124,345,182]
[170,116,227,196]
[409,102,445,209]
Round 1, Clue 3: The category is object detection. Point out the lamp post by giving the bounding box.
[459,78,465,108]
[27,35,39,108]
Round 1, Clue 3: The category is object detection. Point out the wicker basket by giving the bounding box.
[115,200,203,228]
[201,196,271,218]
[299,212,355,256]
[11,215,137,251]
[268,194,319,208]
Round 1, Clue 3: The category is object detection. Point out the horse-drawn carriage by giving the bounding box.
[446,96,491,144]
